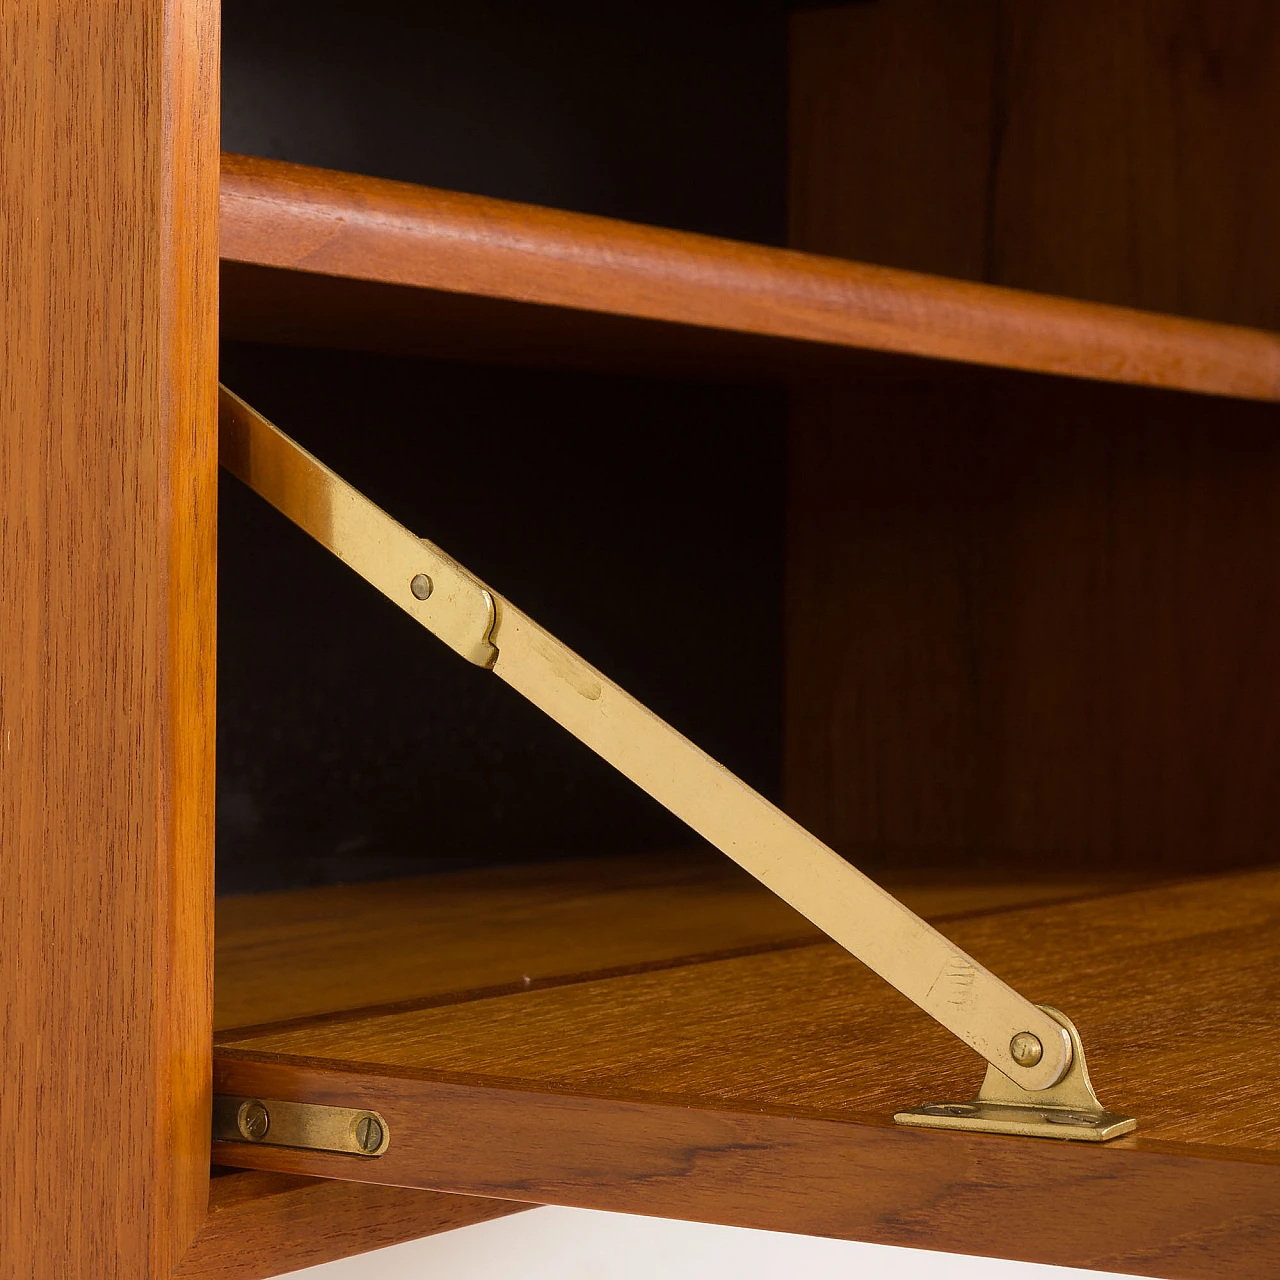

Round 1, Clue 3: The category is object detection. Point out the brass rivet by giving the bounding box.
[1009,1032,1044,1068]
[354,1114,384,1153]
[238,1101,270,1142]
[410,574,433,601]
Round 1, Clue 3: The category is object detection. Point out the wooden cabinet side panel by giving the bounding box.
[0,1,219,1276]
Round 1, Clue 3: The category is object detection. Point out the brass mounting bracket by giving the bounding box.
[218,385,1138,1143]
[895,1006,1136,1140]
[213,1095,391,1157]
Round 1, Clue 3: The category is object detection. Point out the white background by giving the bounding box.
[278,1206,1124,1279]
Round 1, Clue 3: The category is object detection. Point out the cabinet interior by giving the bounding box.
[207,3,1280,1273]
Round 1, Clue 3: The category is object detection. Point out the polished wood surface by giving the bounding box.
[219,153,1280,401]
[220,257,911,385]
[214,1056,1280,1280]
[217,852,815,1032]
[212,870,1280,1276]
[0,2,220,1276]
[209,855,1141,1278]
[213,1065,1280,1280]
[791,1,1280,332]
[219,868,1280,1148]
[175,1172,525,1280]
[215,850,1145,1034]
[784,375,1280,875]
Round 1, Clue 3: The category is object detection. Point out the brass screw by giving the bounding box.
[1009,1032,1044,1068]
[410,574,433,601]
[1046,1111,1101,1127]
[354,1114,384,1153]
[237,1101,270,1142]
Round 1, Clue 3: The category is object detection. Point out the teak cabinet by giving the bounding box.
[5,3,1280,1278]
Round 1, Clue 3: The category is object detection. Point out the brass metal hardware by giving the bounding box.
[213,1095,391,1157]
[1009,1031,1044,1068]
[218,385,1136,1141]
[220,391,498,668]
[896,1007,1136,1141]
[237,1100,270,1141]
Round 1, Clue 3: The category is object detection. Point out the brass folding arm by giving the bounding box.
[219,384,1135,1142]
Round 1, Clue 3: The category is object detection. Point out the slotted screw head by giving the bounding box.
[354,1114,384,1153]
[237,1101,270,1142]
[1046,1111,1102,1127]
[1009,1032,1044,1068]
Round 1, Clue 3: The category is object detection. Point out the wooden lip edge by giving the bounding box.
[218,153,1280,404]
[175,1169,530,1280]
[213,879,1158,1045]
[207,1063,1280,1276]
[209,1055,1280,1171]
[200,1166,524,1216]
[206,1043,982,1131]
[210,1045,1280,1169]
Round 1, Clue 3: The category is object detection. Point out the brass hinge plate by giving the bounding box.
[213,1095,390,1157]
[895,1007,1137,1141]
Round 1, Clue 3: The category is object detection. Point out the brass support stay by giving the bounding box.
[219,385,1135,1141]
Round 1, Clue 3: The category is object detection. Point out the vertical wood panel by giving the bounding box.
[790,0,1280,330]
[789,0,998,281]
[0,1,219,1275]
[785,376,1280,874]
[787,0,1280,876]
[985,2,1280,328]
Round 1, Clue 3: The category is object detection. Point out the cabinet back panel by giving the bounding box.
[790,0,1280,330]
[786,373,1280,874]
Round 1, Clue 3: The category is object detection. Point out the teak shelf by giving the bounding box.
[220,153,1280,398]
[211,864,1280,1275]
[8,3,1280,1278]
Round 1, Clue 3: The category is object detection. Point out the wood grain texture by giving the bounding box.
[219,259,918,386]
[790,1,1280,331]
[216,852,816,1033]
[785,375,1280,874]
[218,153,1280,401]
[212,1066,1280,1280]
[789,0,1000,282]
[213,870,1280,1277]
[0,2,219,1277]
[215,850,1146,1033]
[174,1172,526,1280]
[987,2,1280,329]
